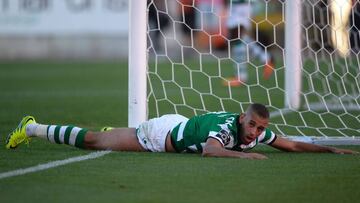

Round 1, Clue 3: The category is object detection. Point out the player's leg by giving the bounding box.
[227,2,274,81]
[244,35,274,79]
[5,115,145,151]
[230,26,248,84]
[84,128,146,151]
[6,115,90,149]
[225,3,251,85]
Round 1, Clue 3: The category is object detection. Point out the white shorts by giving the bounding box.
[227,3,251,29]
[136,114,188,152]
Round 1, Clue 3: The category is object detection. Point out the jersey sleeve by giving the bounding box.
[208,129,231,146]
[258,128,277,145]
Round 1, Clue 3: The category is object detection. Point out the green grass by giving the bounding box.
[1,61,360,203]
[0,62,127,129]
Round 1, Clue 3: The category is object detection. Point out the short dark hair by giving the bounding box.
[247,103,269,119]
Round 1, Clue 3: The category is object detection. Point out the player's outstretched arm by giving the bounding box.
[270,136,359,154]
[202,138,268,159]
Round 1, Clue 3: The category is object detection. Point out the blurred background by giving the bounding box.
[1,0,359,61]
[0,0,129,60]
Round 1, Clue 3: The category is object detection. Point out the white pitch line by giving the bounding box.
[0,150,111,180]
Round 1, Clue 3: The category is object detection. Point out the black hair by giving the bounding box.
[247,103,269,119]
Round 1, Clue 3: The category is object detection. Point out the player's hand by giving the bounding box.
[330,148,359,155]
[241,152,268,160]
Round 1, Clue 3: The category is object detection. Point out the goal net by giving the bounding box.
[132,0,360,144]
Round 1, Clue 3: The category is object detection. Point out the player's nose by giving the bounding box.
[250,128,257,137]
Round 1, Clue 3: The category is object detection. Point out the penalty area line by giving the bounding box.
[0,150,112,180]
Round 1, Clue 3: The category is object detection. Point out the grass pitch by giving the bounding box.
[0,62,360,203]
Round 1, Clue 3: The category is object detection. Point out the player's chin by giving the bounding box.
[243,136,254,144]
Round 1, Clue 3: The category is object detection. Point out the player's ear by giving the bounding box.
[239,113,246,123]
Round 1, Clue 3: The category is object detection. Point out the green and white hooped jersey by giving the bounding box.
[170,112,277,153]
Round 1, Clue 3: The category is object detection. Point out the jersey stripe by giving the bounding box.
[176,121,187,141]
[261,129,276,144]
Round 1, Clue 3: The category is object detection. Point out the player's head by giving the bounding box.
[239,103,270,144]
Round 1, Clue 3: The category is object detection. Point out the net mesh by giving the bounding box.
[146,0,360,138]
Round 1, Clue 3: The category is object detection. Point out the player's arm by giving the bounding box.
[202,137,267,159]
[270,135,359,154]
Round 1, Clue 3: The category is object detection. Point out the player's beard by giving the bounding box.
[238,120,255,144]
[243,135,255,144]
[239,126,252,144]
[240,127,257,144]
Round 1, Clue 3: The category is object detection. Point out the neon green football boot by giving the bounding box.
[100,126,114,132]
[6,116,36,149]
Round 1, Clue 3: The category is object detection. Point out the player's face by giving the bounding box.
[239,112,269,144]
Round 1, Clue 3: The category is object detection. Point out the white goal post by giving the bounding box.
[129,0,360,145]
[128,0,147,127]
[285,0,301,109]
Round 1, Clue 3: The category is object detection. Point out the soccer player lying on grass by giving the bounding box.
[6,103,358,159]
